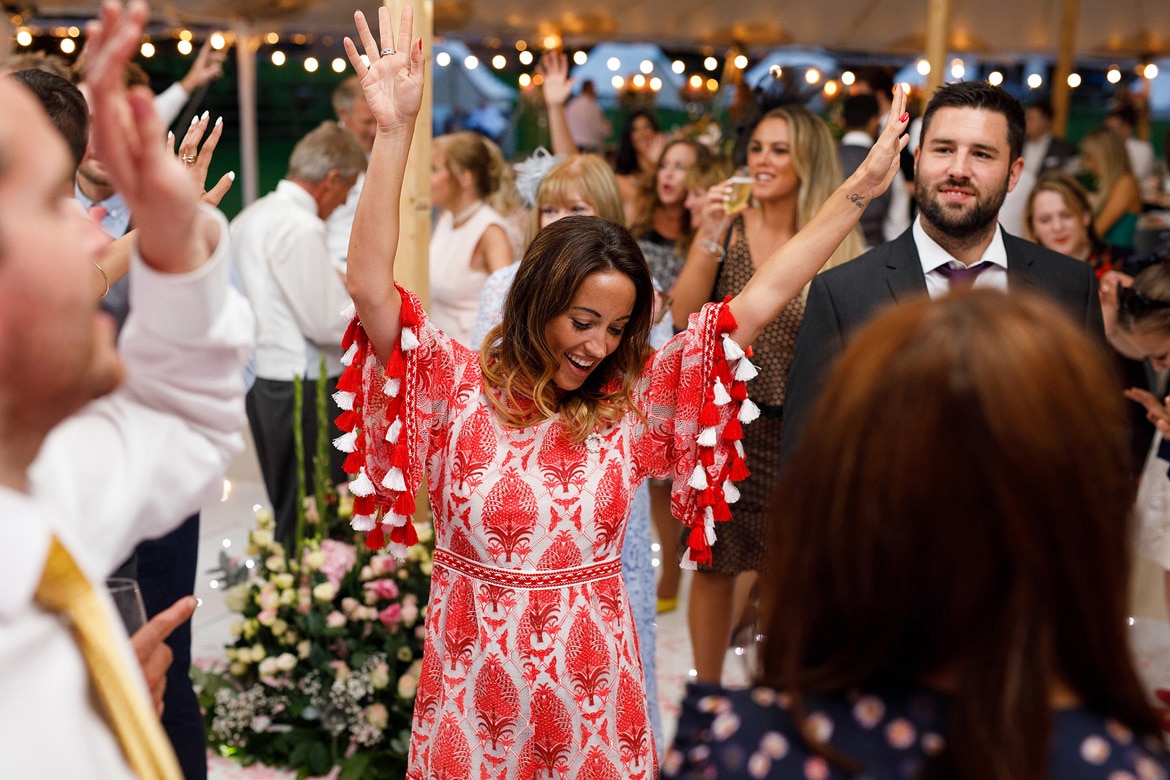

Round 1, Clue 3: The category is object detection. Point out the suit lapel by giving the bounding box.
[1003,230,1041,293]
[882,229,929,302]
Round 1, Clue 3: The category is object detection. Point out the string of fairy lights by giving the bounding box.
[6,15,1164,99]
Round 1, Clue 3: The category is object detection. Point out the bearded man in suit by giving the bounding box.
[782,81,1103,460]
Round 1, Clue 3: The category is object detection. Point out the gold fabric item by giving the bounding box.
[34,536,181,780]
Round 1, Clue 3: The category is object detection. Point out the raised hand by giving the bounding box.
[539,49,573,108]
[85,0,216,274]
[850,85,910,205]
[170,112,234,207]
[179,37,228,94]
[342,6,424,133]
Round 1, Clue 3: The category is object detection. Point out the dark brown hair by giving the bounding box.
[481,216,653,441]
[759,290,1159,778]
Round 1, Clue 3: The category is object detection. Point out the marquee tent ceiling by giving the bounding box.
[12,0,1170,58]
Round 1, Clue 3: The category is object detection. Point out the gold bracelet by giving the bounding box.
[94,263,110,298]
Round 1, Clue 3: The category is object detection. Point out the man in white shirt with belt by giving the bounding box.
[0,2,254,776]
[232,121,365,548]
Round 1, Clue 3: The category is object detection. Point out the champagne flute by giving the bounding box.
[725,167,754,213]
[106,577,148,635]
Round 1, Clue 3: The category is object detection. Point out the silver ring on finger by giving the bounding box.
[380,47,396,56]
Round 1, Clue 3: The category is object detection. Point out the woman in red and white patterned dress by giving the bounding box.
[338,9,909,779]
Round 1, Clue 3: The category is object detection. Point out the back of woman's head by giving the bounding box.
[1081,125,1133,193]
[761,290,1158,776]
[526,154,624,243]
[435,130,508,199]
[1119,258,1170,337]
[484,216,653,440]
[756,105,864,268]
[1024,170,1093,242]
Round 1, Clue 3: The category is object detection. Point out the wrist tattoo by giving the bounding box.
[847,193,867,209]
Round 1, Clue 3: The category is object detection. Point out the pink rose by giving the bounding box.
[363,578,400,601]
[325,610,347,629]
[319,539,357,589]
[378,603,402,629]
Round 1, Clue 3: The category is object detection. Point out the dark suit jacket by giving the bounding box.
[780,227,1105,466]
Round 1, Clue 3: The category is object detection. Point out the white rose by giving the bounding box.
[276,653,298,672]
[252,529,273,548]
[297,640,311,659]
[271,619,288,637]
[279,588,297,606]
[313,582,336,602]
[223,584,250,613]
[258,657,279,677]
[251,643,266,662]
[306,550,326,570]
[228,620,245,638]
[230,662,248,677]
[273,573,294,589]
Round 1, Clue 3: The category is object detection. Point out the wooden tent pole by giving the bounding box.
[233,23,260,206]
[1052,0,1079,137]
[925,0,951,97]
[385,0,432,308]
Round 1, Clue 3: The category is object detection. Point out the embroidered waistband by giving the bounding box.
[433,547,621,590]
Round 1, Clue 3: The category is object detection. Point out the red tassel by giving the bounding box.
[365,525,385,551]
[716,300,737,333]
[341,319,360,350]
[744,345,754,358]
[729,381,748,402]
[399,292,423,328]
[713,501,731,521]
[691,548,712,567]
[724,417,743,441]
[698,401,719,428]
[393,491,416,515]
[343,450,363,475]
[700,448,715,468]
[699,487,716,507]
[353,494,376,516]
[391,442,409,470]
[392,521,419,547]
[729,457,750,481]
[335,409,358,431]
[386,347,405,378]
[337,364,362,392]
[384,394,403,421]
[686,526,707,551]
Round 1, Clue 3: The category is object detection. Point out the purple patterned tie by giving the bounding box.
[938,261,989,291]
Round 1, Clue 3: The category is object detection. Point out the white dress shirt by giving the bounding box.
[324,171,366,270]
[915,216,1009,300]
[232,180,352,381]
[0,208,253,779]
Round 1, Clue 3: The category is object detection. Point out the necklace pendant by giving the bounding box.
[585,432,602,454]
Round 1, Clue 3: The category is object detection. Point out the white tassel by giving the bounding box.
[350,468,375,496]
[381,466,406,492]
[739,398,760,424]
[735,440,745,459]
[349,514,376,532]
[688,464,709,490]
[704,507,716,545]
[332,430,357,453]
[712,378,731,406]
[333,391,356,411]
[400,327,419,351]
[341,302,356,321]
[723,479,740,504]
[722,334,745,361]
[383,377,401,397]
[679,550,698,571]
[340,342,359,367]
[734,358,759,382]
[697,426,717,448]
[388,542,408,561]
[386,418,402,444]
[384,512,409,528]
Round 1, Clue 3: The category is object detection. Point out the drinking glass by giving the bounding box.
[106,577,148,635]
[725,167,754,213]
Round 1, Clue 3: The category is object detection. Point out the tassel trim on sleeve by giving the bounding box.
[333,286,423,560]
[678,297,756,571]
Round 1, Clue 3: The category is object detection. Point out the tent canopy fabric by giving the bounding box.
[17,0,1170,58]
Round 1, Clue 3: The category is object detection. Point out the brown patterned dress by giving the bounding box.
[704,215,805,574]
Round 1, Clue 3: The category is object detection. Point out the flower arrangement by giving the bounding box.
[198,370,433,779]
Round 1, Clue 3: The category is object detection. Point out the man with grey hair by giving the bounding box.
[325,75,376,266]
[232,120,366,547]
